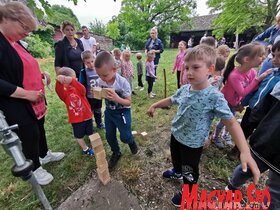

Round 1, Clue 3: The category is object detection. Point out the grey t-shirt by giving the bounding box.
[98,73,131,110]
[85,68,99,98]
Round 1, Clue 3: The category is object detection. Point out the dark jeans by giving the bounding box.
[88,98,103,126]
[146,76,155,94]
[230,152,280,210]
[16,117,48,170]
[231,107,260,152]
[104,108,134,154]
[154,56,160,76]
[137,74,144,87]
[170,134,203,191]
[176,71,181,89]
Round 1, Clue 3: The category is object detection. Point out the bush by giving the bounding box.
[24,34,52,58]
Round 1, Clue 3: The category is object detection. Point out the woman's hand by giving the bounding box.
[25,90,44,102]
[11,87,44,102]
[42,71,51,85]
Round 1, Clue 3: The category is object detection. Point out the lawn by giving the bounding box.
[0,48,179,209]
[0,48,268,209]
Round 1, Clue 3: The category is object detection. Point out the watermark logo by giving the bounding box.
[181,184,270,210]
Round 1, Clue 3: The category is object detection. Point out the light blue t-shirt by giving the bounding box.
[97,73,131,110]
[171,84,233,148]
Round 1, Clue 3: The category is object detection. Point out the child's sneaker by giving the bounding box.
[129,141,139,155]
[139,87,144,91]
[97,123,105,129]
[212,136,225,149]
[33,166,53,185]
[83,147,94,156]
[171,190,182,207]
[151,92,156,96]
[108,152,122,170]
[39,150,65,165]
[162,168,183,180]
[223,134,233,146]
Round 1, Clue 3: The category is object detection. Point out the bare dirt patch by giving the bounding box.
[59,124,268,210]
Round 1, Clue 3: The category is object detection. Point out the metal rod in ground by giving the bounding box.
[28,174,53,210]
[163,68,167,98]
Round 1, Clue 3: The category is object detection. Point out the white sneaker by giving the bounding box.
[148,93,154,98]
[33,167,53,185]
[223,135,234,146]
[139,87,144,91]
[40,150,65,165]
[151,92,156,96]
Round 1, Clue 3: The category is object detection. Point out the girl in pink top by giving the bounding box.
[213,42,272,149]
[172,41,187,88]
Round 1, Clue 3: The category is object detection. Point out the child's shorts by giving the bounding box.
[72,119,93,139]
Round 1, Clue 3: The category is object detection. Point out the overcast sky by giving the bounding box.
[47,0,210,26]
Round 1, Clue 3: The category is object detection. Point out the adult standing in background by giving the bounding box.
[254,16,280,75]
[80,25,96,55]
[0,1,64,185]
[145,27,164,75]
[54,21,84,78]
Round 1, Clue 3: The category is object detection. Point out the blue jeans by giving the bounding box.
[230,152,280,210]
[104,108,134,154]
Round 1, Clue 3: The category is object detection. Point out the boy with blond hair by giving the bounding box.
[147,45,260,207]
[79,50,104,129]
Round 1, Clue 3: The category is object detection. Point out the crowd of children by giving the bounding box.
[50,32,280,208]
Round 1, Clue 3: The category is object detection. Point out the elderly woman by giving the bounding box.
[0,2,64,185]
[254,16,280,75]
[54,21,84,78]
[145,27,164,75]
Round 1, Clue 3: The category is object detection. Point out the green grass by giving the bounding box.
[0,48,244,209]
[0,49,179,209]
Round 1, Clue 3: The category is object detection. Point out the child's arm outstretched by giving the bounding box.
[222,118,260,184]
[147,97,172,117]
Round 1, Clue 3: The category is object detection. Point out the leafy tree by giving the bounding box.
[46,5,80,29]
[89,18,106,36]
[106,20,120,40]
[207,0,280,38]
[24,34,52,58]
[25,0,85,19]
[116,0,196,49]
[33,24,55,45]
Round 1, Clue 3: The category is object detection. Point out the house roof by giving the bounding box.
[180,14,218,32]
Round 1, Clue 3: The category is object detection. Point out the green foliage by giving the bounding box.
[106,21,120,40]
[26,0,85,19]
[46,5,80,29]
[207,0,280,39]
[113,0,195,49]
[24,34,52,58]
[33,24,55,45]
[89,18,106,36]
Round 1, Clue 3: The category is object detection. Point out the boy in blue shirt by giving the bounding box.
[79,50,105,129]
[94,51,138,170]
[147,45,260,207]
